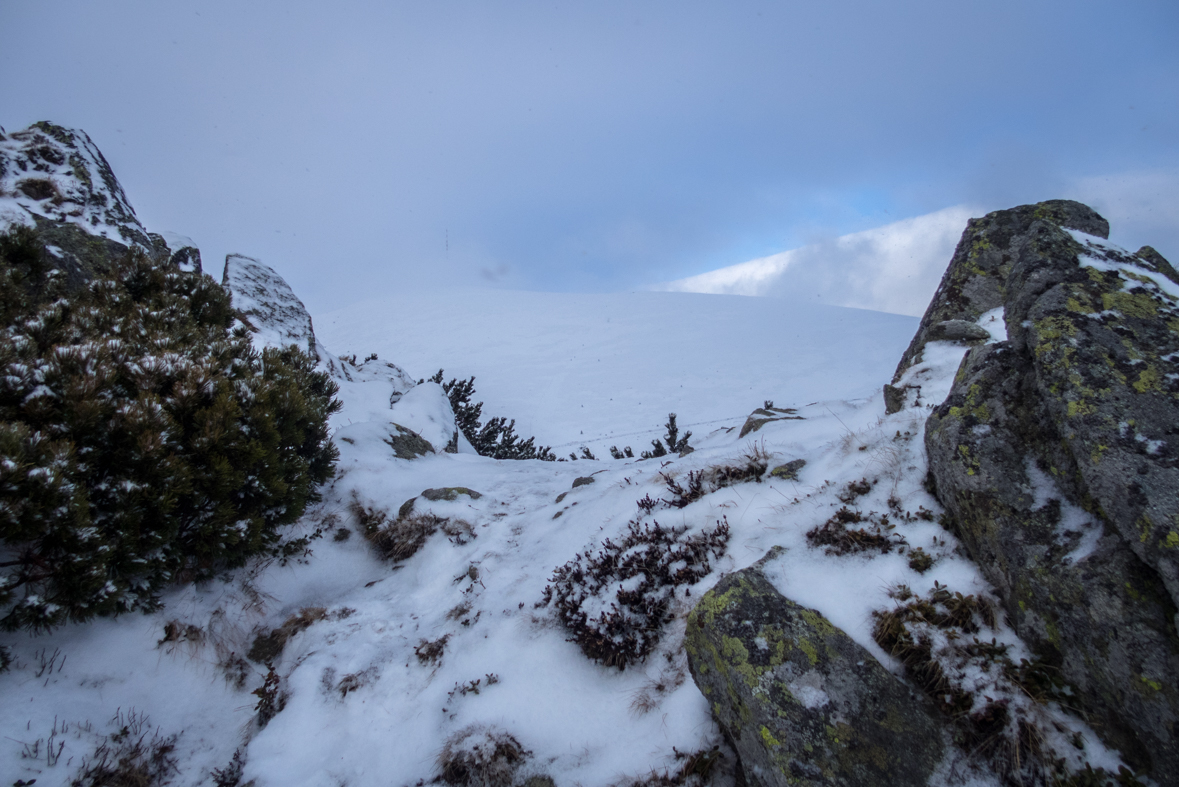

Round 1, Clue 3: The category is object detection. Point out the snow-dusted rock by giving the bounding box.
[149,230,202,273]
[221,252,417,398]
[0,121,201,284]
[389,382,473,454]
[686,553,944,787]
[924,202,1179,782]
[893,199,1109,382]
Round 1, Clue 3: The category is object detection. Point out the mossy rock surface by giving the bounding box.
[385,424,434,459]
[685,557,943,787]
[894,199,1108,382]
[923,204,1179,782]
[421,486,482,502]
[769,459,806,481]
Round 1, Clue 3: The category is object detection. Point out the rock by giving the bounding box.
[0,122,202,287]
[882,384,908,415]
[148,230,202,273]
[893,199,1109,382]
[400,485,483,523]
[222,253,341,370]
[572,476,595,488]
[389,383,464,453]
[1136,246,1179,285]
[769,460,806,481]
[923,202,1179,781]
[422,487,482,502]
[397,498,418,519]
[384,424,434,460]
[686,556,944,787]
[927,319,991,342]
[739,406,803,439]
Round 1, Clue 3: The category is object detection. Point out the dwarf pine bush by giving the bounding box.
[429,369,555,460]
[0,227,340,631]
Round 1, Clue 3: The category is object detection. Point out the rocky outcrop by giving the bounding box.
[221,252,418,395]
[686,554,944,787]
[222,253,334,359]
[0,122,200,286]
[923,201,1179,781]
[894,200,1109,382]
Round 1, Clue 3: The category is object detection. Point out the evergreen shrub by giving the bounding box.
[430,369,555,460]
[0,227,340,631]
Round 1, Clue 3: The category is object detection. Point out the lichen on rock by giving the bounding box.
[923,201,1179,782]
[685,555,944,787]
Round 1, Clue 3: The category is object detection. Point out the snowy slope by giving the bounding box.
[316,289,917,455]
[0,289,1125,787]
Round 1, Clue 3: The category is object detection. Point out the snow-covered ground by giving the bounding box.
[0,289,1122,787]
[316,290,917,455]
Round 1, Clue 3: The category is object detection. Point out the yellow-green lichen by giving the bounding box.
[1045,618,1062,648]
[691,580,748,628]
[1102,290,1159,319]
[760,725,782,748]
[1136,674,1163,694]
[1068,400,1096,418]
[1160,531,1179,550]
[1138,515,1154,544]
[798,609,836,637]
[1133,366,1162,394]
[796,637,819,666]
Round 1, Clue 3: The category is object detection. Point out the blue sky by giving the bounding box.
[1,0,1176,313]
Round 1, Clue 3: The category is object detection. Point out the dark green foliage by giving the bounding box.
[0,229,340,631]
[430,369,555,461]
[609,445,634,459]
[641,413,691,459]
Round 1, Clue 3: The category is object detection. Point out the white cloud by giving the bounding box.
[1069,168,1179,257]
[657,205,978,316]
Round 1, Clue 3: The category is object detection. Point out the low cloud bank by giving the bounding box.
[657,205,977,317]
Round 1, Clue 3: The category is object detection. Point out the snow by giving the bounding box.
[0,289,1130,786]
[317,289,918,455]
[1025,460,1104,565]
[1070,229,1179,302]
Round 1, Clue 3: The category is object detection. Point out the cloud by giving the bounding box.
[1070,168,1179,260]
[657,205,977,316]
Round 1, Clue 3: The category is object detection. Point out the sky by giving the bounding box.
[1,0,1177,315]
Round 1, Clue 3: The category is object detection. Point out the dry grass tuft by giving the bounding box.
[436,725,530,787]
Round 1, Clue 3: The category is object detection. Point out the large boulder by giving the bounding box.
[924,201,1179,781]
[894,199,1109,382]
[685,554,944,787]
[220,253,417,394]
[0,121,200,286]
